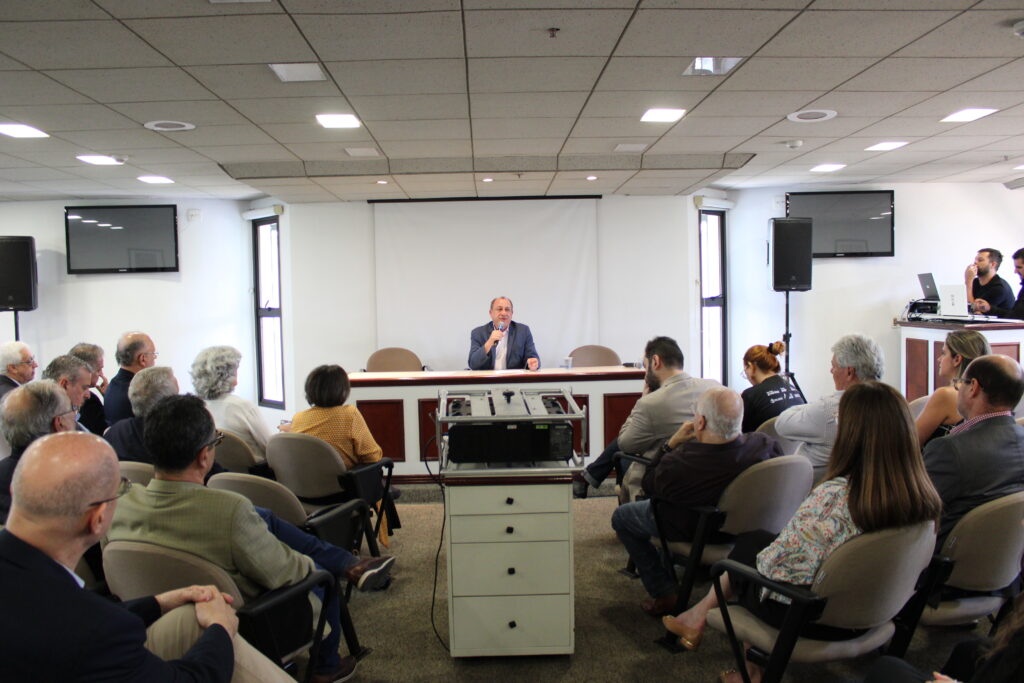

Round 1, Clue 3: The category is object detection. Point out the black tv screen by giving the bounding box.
[65,205,179,274]
[786,190,894,258]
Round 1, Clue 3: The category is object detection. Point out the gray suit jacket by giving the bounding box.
[618,372,721,459]
[923,415,1024,543]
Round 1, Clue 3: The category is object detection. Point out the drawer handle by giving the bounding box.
[507,567,516,575]
[505,526,514,534]
[508,620,517,629]
[505,497,514,505]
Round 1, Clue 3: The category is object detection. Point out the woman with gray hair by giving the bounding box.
[190,345,272,459]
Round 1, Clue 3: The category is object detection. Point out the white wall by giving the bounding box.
[727,183,1024,401]
[0,198,255,401]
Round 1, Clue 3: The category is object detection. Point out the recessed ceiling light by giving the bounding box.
[0,123,48,138]
[76,154,125,165]
[787,109,837,123]
[376,179,388,185]
[481,177,494,182]
[268,63,326,82]
[682,57,742,76]
[345,147,379,157]
[864,141,908,152]
[144,120,196,132]
[138,175,174,184]
[941,108,998,122]
[810,163,846,173]
[586,175,598,181]
[641,108,685,123]
[614,143,648,152]
[316,114,361,128]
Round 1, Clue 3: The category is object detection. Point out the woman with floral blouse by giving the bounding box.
[662,381,942,683]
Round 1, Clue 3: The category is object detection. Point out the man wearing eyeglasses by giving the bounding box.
[104,331,158,426]
[0,431,294,682]
[923,354,1024,546]
[0,380,78,523]
[0,340,38,402]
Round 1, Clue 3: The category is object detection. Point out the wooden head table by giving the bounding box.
[348,366,644,481]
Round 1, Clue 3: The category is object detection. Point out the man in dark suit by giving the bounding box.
[105,331,158,425]
[0,430,293,682]
[0,340,37,402]
[467,296,540,370]
[923,354,1024,544]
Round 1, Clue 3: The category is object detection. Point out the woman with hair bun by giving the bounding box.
[740,341,805,433]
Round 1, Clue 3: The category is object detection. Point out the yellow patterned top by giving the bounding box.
[290,404,383,469]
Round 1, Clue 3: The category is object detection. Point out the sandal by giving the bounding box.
[718,670,740,683]
[661,615,703,651]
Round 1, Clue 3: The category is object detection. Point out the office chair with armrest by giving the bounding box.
[119,460,154,486]
[103,540,335,683]
[651,455,813,617]
[568,345,621,367]
[705,520,936,683]
[754,417,799,454]
[266,432,399,555]
[215,429,263,474]
[907,395,929,420]
[365,347,423,372]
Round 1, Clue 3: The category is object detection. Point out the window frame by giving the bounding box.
[698,209,728,385]
[253,216,285,409]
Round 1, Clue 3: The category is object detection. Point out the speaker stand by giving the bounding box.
[782,291,806,403]
[13,310,20,341]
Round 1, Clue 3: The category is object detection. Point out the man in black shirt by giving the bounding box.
[965,248,1014,313]
[975,247,1024,320]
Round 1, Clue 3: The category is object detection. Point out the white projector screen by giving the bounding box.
[373,198,599,371]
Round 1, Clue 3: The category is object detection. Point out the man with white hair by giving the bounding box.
[775,333,884,480]
[104,366,180,464]
[0,340,38,402]
[105,331,157,425]
[610,386,782,616]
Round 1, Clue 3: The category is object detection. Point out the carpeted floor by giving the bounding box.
[337,496,979,682]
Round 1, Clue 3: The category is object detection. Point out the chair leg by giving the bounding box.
[337,581,372,660]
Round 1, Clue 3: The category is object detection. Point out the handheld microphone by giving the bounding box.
[498,322,505,332]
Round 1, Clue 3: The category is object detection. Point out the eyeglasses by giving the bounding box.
[142,351,159,359]
[87,476,132,508]
[202,430,225,450]
[14,357,36,366]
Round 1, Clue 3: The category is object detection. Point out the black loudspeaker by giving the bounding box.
[0,236,38,311]
[772,218,812,292]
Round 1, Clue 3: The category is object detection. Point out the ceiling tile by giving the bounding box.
[285,0,459,12]
[294,12,464,61]
[0,20,170,69]
[807,2,975,9]
[57,129,183,151]
[191,144,300,163]
[261,123,375,145]
[185,65,341,100]
[470,92,589,118]
[759,10,957,57]
[0,104,138,131]
[896,10,1024,57]
[367,119,470,141]
[719,57,878,91]
[45,68,216,103]
[905,135,1008,151]
[596,57,723,92]
[853,117,956,137]
[760,116,882,137]
[474,138,564,155]
[159,124,277,147]
[838,58,1012,92]
[572,117,675,137]
[618,9,797,56]
[647,136,750,153]
[561,137,657,153]
[348,94,468,121]
[96,0,285,18]
[228,97,356,125]
[664,116,780,137]
[689,91,823,117]
[464,9,632,58]
[378,139,473,158]
[3,1,109,20]
[326,60,467,96]
[283,143,374,161]
[0,166,81,181]
[473,118,574,139]
[98,148,212,164]
[0,71,91,106]
[953,58,1024,92]
[125,16,316,65]
[468,58,605,93]
[581,91,704,118]
[109,101,248,126]
[802,91,940,117]
[897,92,1024,118]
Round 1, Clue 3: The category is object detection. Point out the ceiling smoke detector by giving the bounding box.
[783,139,804,149]
[786,109,837,123]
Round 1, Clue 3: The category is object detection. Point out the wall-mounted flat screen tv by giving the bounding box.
[65,204,179,274]
[786,190,894,258]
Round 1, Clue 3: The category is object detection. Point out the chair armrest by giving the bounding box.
[305,500,370,550]
[710,559,822,608]
[239,568,335,617]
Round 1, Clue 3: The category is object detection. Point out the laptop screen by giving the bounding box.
[917,273,939,301]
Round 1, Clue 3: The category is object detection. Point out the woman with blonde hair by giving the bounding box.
[739,341,804,433]
[663,381,942,683]
[915,329,991,446]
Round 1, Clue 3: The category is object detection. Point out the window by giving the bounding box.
[254,217,284,407]
[699,210,727,384]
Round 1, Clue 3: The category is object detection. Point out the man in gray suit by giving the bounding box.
[575,336,719,498]
[923,354,1024,545]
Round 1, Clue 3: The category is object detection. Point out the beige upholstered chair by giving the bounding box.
[920,491,1024,627]
[706,520,936,683]
[908,395,929,420]
[755,416,799,454]
[365,347,423,372]
[119,460,154,486]
[655,455,814,608]
[208,472,308,527]
[215,429,262,473]
[568,345,621,367]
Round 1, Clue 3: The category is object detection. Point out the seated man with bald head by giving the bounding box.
[611,386,782,616]
[0,431,293,682]
[105,331,158,426]
[923,354,1024,545]
[0,380,78,522]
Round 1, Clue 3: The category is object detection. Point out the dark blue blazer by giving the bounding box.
[468,320,539,370]
[0,529,233,682]
[104,367,135,425]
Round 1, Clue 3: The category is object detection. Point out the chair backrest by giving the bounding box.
[812,520,936,629]
[908,395,929,420]
[267,432,347,499]
[366,347,422,372]
[939,490,1024,592]
[755,417,799,454]
[208,472,309,527]
[568,345,621,367]
[103,539,245,606]
[215,429,260,473]
[119,460,154,486]
[1016,416,1024,427]
[718,455,813,536]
